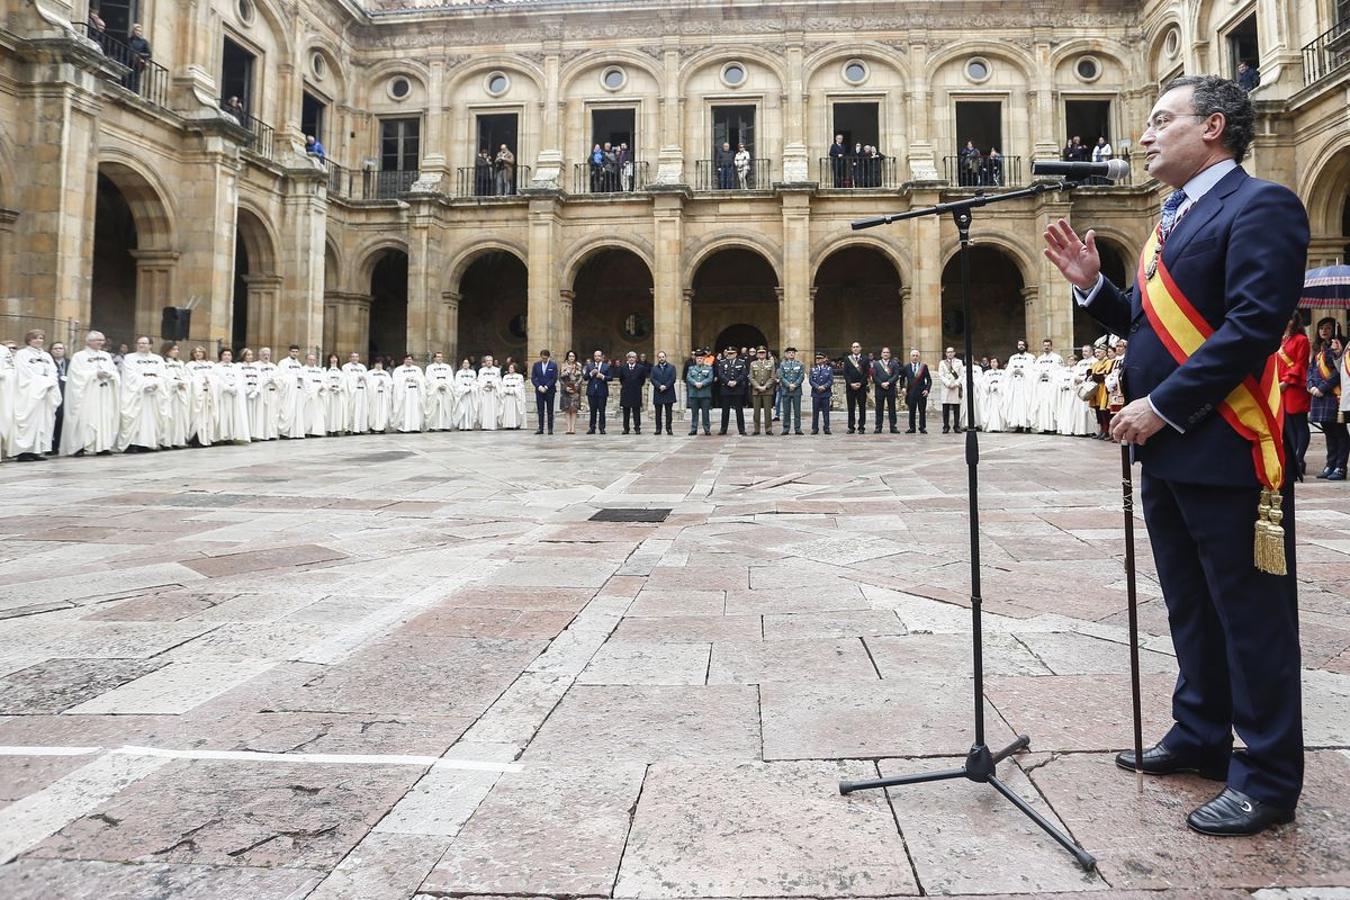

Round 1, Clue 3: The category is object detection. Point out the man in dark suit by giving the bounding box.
[649,350,677,436]
[715,346,748,435]
[1045,74,1309,837]
[583,350,611,434]
[871,346,900,434]
[842,342,869,434]
[616,350,648,434]
[530,349,557,434]
[903,349,931,433]
[50,341,69,454]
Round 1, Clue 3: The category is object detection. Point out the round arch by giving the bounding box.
[96,155,176,250]
[234,203,278,274]
[446,239,529,295]
[939,232,1038,289]
[812,242,905,361]
[561,235,655,292]
[689,245,781,355]
[303,39,349,103]
[368,247,410,362]
[245,0,295,69]
[940,244,1027,362]
[456,248,529,365]
[801,42,912,87]
[1047,38,1135,74]
[926,40,1037,84]
[1300,140,1350,236]
[810,234,911,288]
[677,45,789,93]
[444,57,547,98]
[683,233,782,289]
[1144,17,1185,82]
[558,48,664,95]
[354,236,411,290]
[571,247,656,360]
[323,233,343,290]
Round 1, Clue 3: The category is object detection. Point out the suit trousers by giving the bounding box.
[942,403,962,431]
[812,396,831,432]
[781,393,801,432]
[653,402,673,432]
[846,387,867,431]
[752,393,773,432]
[588,399,607,433]
[1141,470,1303,807]
[873,390,897,429]
[1319,419,1348,470]
[907,398,927,431]
[622,404,642,432]
[687,398,711,433]
[720,397,746,434]
[535,394,554,431]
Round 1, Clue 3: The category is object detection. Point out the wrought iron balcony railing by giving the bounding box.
[694,158,772,191]
[943,154,1023,188]
[817,155,899,189]
[571,160,650,194]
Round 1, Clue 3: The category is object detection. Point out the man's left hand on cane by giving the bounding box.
[1111,398,1165,445]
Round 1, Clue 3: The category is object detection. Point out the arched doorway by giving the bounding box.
[457,250,528,365]
[690,247,779,353]
[91,172,138,348]
[231,209,279,352]
[1073,239,1133,350]
[940,245,1025,362]
[369,249,409,362]
[813,245,903,360]
[714,323,769,352]
[572,248,654,359]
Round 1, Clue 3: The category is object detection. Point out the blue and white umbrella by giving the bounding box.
[1301,264,1350,310]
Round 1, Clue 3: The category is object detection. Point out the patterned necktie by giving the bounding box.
[1159,189,1188,243]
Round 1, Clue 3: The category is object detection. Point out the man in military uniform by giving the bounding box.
[685,348,714,435]
[777,347,805,435]
[810,352,834,434]
[843,341,869,434]
[871,346,901,434]
[716,346,748,435]
[750,347,777,435]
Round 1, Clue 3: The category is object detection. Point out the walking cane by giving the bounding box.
[1121,442,1145,793]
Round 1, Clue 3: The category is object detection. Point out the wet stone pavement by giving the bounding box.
[0,427,1346,900]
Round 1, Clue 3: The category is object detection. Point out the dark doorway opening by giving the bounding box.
[96,0,136,38]
[814,246,902,361]
[1065,99,1111,146]
[572,249,654,360]
[1227,13,1260,75]
[369,250,408,363]
[90,172,138,349]
[1073,242,1132,350]
[232,238,248,352]
[477,113,519,160]
[458,251,529,365]
[301,91,326,146]
[691,248,779,353]
[714,324,770,354]
[940,246,1025,362]
[712,105,756,156]
[955,101,1002,154]
[832,102,880,151]
[221,37,256,112]
[591,108,636,153]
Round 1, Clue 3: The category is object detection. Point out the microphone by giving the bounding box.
[1031,159,1131,181]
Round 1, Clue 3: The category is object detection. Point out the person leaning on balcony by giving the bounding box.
[829,133,848,186]
[1237,60,1260,93]
[223,95,246,120]
[126,24,152,94]
[305,135,326,160]
[618,142,634,191]
[86,8,108,53]
[494,144,515,195]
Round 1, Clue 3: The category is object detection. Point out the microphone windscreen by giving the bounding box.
[1106,158,1131,180]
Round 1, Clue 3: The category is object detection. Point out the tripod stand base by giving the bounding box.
[839,736,1096,871]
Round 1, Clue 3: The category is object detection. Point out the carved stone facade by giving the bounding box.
[1,0,1346,362]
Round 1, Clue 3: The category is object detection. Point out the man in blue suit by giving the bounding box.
[530,349,557,434]
[615,350,648,434]
[1045,75,1309,837]
[583,350,611,434]
[649,350,678,436]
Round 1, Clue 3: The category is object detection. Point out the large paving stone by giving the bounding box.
[707,638,879,684]
[866,632,1051,678]
[613,759,918,897]
[524,685,761,763]
[613,614,763,643]
[985,673,1178,753]
[308,832,452,900]
[423,763,645,897]
[578,641,713,685]
[1013,630,1179,676]
[1028,751,1350,890]
[0,858,324,900]
[0,659,165,714]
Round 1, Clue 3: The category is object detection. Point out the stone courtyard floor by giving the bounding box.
[0,426,1346,900]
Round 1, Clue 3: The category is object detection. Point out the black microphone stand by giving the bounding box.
[838,180,1097,871]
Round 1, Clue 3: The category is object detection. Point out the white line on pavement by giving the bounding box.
[0,744,523,773]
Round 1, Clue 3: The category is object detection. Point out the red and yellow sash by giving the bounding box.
[1136,227,1288,575]
[1317,351,1341,398]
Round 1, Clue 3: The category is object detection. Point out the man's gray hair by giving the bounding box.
[1161,74,1254,163]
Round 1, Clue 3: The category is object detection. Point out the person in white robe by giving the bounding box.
[184,346,217,447]
[1000,340,1035,432]
[1030,339,1064,434]
[240,348,271,441]
[424,352,456,431]
[159,343,191,448]
[118,338,168,452]
[453,359,478,430]
[500,362,527,430]
[323,354,350,435]
[276,345,307,439]
[391,355,427,433]
[476,355,503,430]
[11,330,63,461]
[213,349,251,443]
[980,358,1007,433]
[59,331,120,456]
[302,353,327,436]
[366,360,393,432]
[1066,345,1098,437]
[342,352,369,434]
[0,341,15,458]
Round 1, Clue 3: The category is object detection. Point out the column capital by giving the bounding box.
[682,288,695,304]
[442,290,462,307]
[1020,286,1039,306]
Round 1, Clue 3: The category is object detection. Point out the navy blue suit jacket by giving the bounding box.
[616,362,648,407]
[1082,167,1309,487]
[649,362,677,404]
[530,360,557,396]
[584,361,611,399]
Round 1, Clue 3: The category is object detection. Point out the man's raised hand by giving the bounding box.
[1043,218,1101,291]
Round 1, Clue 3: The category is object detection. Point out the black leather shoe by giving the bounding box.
[1115,742,1228,780]
[1187,787,1294,836]
[904,428,915,434]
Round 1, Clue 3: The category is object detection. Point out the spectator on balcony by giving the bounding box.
[87,9,108,54]
[304,135,326,161]
[1065,135,1090,162]
[1237,60,1260,93]
[588,144,604,191]
[1091,136,1113,163]
[715,141,735,189]
[126,23,152,95]
[618,142,634,191]
[602,142,619,191]
[494,143,515,195]
[222,95,246,121]
[959,140,982,187]
[734,143,752,189]
[985,147,1003,186]
[829,134,848,186]
[475,149,493,195]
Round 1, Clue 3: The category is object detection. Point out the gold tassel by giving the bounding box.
[1254,489,1288,576]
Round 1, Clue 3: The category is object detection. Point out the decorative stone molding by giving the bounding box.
[531,149,564,190]
[780,142,810,183]
[654,146,685,185]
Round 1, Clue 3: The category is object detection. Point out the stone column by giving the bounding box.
[527,194,562,356]
[244,273,283,349]
[130,249,181,341]
[404,199,438,360]
[442,290,460,362]
[279,173,327,350]
[908,187,943,355]
[652,191,686,358]
[906,42,938,181]
[780,189,811,355]
[1029,38,1060,163]
[655,46,684,184]
[899,286,913,351]
[558,289,575,357]
[322,290,371,357]
[1021,286,1043,345]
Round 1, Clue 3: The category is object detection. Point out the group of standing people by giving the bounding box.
[1278,314,1349,482]
[956,140,1005,187]
[713,141,755,190]
[828,135,889,188]
[587,142,637,192]
[473,145,517,196]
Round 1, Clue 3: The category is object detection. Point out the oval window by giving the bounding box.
[487,72,510,96]
[390,77,411,99]
[965,58,990,82]
[843,61,868,84]
[722,63,746,86]
[602,67,626,90]
[1076,57,1101,81]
